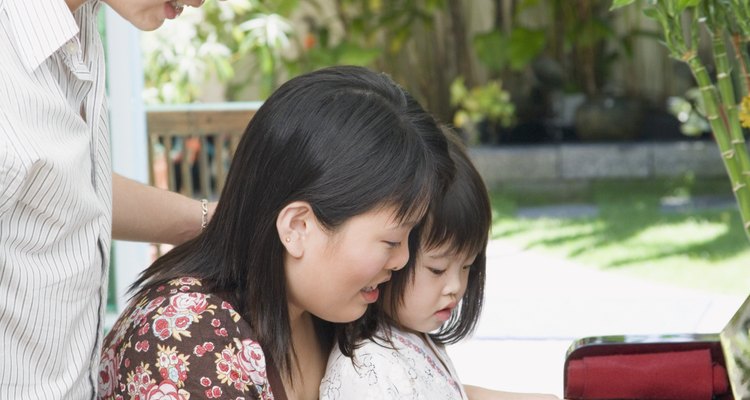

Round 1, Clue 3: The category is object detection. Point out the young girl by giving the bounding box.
[320,134,559,400]
[97,66,453,400]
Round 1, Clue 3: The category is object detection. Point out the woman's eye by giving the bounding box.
[384,241,401,249]
[428,268,446,276]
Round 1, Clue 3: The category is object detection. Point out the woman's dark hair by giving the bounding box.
[350,129,490,348]
[130,66,453,380]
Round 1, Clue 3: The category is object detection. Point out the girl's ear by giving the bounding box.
[276,201,315,258]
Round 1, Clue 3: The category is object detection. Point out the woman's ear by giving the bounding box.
[276,201,314,258]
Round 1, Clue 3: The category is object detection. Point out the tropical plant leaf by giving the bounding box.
[610,0,637,11]
[507,28,546,71]
[642,7,660,19]
[473,30,508,73]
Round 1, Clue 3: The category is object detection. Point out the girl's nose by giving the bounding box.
[443,268,463,296]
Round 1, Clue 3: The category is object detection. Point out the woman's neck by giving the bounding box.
[283,309,325,400]
[287,302,307,330]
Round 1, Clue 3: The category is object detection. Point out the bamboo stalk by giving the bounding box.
[723,0,750,99]
[687,57,750,237]
[668,2,750,239]
[711,32,743,144]
[710,4,750,237]
[615,0,750,240]
[730,34,750,98]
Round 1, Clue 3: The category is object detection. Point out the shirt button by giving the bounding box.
[65,41,78,53]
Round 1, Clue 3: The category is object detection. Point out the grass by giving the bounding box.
[490,176,750,295]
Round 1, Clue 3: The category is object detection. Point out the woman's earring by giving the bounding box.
[285,237,291,243]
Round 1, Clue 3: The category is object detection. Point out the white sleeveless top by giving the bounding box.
[321,327,469,400]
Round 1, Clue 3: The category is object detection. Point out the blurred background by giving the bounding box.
[103,0,750,396]
[141,0,703,142]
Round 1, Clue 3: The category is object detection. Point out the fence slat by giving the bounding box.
[146,105,257,200]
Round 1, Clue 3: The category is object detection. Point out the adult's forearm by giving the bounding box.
[112,173,207,245]
[464,385,560,400]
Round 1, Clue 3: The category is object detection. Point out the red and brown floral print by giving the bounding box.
[99,277,278,400]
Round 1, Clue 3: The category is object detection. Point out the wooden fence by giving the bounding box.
[145,102,260,200]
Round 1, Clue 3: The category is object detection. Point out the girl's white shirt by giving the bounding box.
[320,326,469,400]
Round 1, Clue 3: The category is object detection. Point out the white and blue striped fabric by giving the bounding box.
[0,0,110,398]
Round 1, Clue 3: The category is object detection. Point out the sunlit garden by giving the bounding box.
[99,0,750,398]
[491,175,750,294]
[137,0,750,297]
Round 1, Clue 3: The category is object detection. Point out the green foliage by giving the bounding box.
[471,0,549,75]
[473,27,546,73]
[142,0,295,103]
[287,0,447,76]
[667,88,710,136]
[611,0,702,12]
[478,0,634,96]
[450,77,515,131]
[142,0,456,102]
[610,0,637,9]
[283,9,384,78]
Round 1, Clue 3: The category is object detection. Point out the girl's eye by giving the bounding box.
[428,267,446,276]
[384,241,401,249]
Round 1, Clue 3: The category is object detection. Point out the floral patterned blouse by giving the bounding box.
[98,277,287,400]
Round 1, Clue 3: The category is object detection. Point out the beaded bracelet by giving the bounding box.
[200,199,209,230]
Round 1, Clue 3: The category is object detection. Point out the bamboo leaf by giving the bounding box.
[610,0,636,10]
[676,0,702,12]
[642,7,660,19]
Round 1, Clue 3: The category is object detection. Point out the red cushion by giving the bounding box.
[565,349,728,400]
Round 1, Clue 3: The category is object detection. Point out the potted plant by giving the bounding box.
[450,77,516,145]
[470,0,553,144]
[468,0,644,142]
[559,0,645,141]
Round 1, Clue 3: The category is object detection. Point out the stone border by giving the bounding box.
[469,141,731,189]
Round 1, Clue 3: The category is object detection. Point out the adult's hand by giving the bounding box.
[112,173,217,245]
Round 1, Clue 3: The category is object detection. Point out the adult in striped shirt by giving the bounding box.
[0,0,210,399]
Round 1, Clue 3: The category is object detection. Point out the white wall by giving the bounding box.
[104,8,152,318]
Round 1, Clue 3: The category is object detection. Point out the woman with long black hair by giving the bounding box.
[98,66,453,400]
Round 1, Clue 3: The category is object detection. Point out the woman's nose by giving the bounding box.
[386,243,410,271]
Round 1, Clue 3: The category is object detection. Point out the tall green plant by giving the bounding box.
[142,0,296,103]
[283,0,452,117]
[611,0,750,241]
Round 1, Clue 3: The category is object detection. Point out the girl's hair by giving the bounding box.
[131,66,454,378]
[342,129,490,350]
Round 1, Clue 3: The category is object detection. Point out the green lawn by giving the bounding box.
[490,176,750,295]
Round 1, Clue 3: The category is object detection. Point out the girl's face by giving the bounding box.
[394,244,476,333]
[285,207,415,323]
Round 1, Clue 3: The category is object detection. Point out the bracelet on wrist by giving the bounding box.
[200,199,209,230]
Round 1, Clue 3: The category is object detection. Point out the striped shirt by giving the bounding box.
[0,0,111,399]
